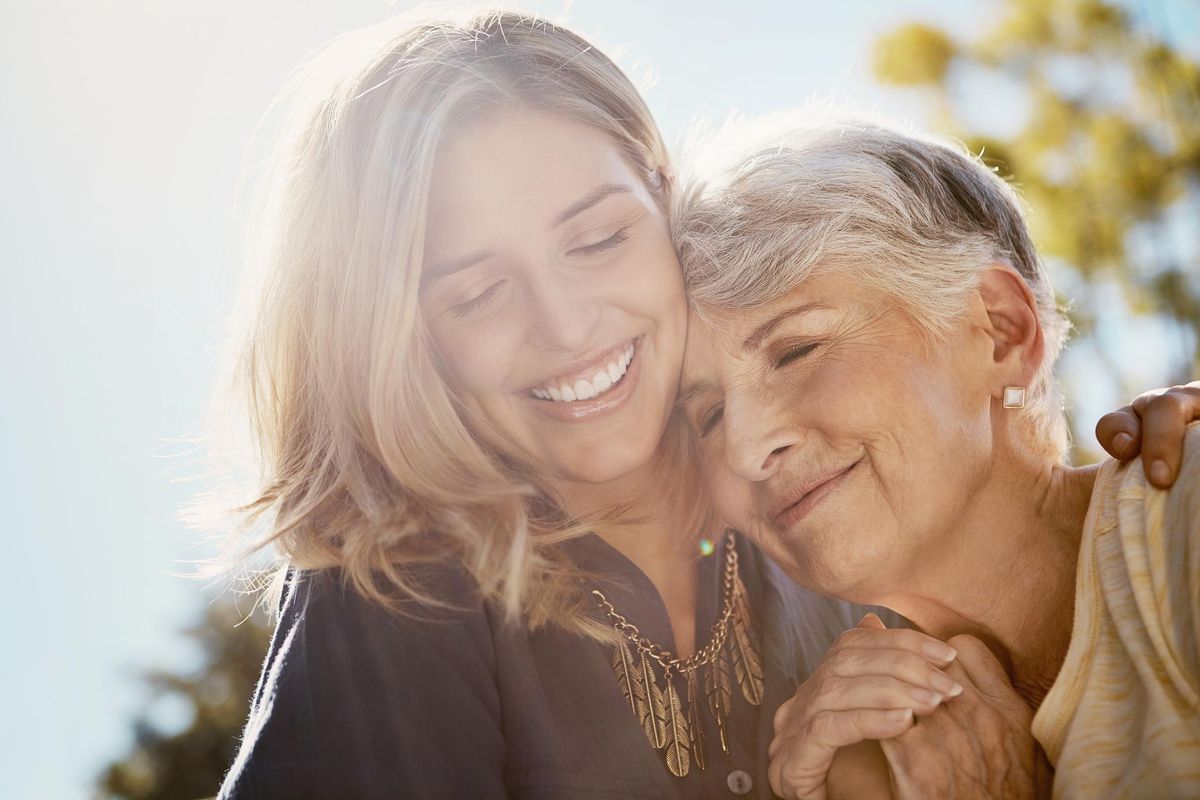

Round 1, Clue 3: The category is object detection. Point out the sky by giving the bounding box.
[1,0,1196,796]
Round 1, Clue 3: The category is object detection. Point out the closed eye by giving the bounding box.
[699,405,724,437]
[569,227,630,257]
[775,342,821,369]
[450,280,505,319]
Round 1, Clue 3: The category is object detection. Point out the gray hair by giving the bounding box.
[673,109,1071,458]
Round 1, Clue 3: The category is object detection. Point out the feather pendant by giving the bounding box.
[705,643,734,754]
[731,593,765,706]
[686,669,707,772]
[663,673,691,777]
[734,574,757,629]
[640,649,669,749]
[611,640,648,724]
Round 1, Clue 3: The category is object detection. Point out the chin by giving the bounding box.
[560,438,660,484]
[811,543,895,602]
[760,519,891,600]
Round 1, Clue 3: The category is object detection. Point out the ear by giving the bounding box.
[976,264,1044,398]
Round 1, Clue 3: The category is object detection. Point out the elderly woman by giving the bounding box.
[673,114,1200,799]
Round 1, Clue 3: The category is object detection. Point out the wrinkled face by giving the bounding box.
[679,272,994,601]
[421,109,687,485]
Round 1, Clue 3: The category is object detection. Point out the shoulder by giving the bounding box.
[1097,422,1200,543]
[274,560,501,703]
[268,562,501,689]
[1168,422,1200,522]
[1087,422,1199,666]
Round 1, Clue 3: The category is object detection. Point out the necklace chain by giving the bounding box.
[591,530,739,677]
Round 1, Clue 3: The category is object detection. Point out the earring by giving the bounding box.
[1003,386,1026,409]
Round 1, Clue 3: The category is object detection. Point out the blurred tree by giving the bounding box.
[93,598,272,800]
[873,0,1200,408]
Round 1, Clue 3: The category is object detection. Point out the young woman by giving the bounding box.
[209,10,1194,798]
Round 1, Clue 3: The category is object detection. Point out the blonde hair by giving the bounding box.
[204,9,680,634]
[674,109,1071,459]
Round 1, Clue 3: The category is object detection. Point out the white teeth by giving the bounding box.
[574,379,595,400]
[530,339,637,402]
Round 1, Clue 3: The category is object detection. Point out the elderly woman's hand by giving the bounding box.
[879,634,1050,800]
[767,614,960,800]
[1096,381,1200,488]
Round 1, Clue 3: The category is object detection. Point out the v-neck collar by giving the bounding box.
[560,531,725,656]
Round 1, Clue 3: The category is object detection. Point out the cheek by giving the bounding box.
[432,320,522,400]
[829,349,992,541]
[623,228,687,320]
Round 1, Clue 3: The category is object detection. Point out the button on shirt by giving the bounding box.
[219,533,887,799]
[727,769,754,795]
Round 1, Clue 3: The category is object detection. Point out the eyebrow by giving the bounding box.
[553,183,634,227]
[742,302,831,353]
[423,249,494,285]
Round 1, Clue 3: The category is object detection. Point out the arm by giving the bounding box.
[219,568,507,800]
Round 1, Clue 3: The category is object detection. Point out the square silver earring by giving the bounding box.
[1003,386,1026,409]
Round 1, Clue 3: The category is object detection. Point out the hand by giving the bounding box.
[879,634,1049,800]
[1095,381,1200,488]
[768,614,960,800]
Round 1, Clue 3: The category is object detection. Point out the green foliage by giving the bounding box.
[93,598,272,800]
[872,0,1200,401]
[873,23,957,85]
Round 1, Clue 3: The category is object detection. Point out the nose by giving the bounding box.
[723,392,802,482]
[524,266,601,351]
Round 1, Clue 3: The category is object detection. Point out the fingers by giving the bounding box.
[836,618,958,665]
[814,674,949,716]
[810,707,916,745]
[825,646,964,698]
[1135,383,1200,488]
[1095,405,1140,461]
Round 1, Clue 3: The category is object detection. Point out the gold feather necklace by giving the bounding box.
[592,531,764,779]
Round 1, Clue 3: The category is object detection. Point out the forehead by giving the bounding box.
[681,272,866,388]
[685,277,825,350]
[425,109,646,242]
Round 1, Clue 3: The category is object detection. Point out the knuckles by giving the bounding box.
[1152,391,1188,417]
[828,646,860,674]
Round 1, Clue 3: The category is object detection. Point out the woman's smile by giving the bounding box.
[523,335,644,421]
[770,456,863,531]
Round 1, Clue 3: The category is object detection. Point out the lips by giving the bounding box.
[770,458,862,529]
[520,336,646,422]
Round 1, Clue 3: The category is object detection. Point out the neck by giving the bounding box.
[871,450,1097,708]
[550,443,708,657]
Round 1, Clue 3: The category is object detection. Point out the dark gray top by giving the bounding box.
[218,534,885,799]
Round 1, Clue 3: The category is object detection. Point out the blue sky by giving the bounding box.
[2,0,1195,796]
